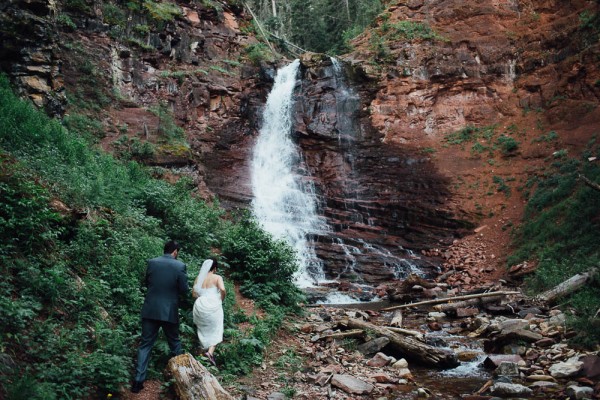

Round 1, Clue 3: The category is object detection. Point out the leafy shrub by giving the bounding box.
[220,210,304,309]
[509,150,600,346]
[142,0,181,22]
[102,2,127,26]
[389,21,440,41]
[496,135,519,155]
[0,74,303,396]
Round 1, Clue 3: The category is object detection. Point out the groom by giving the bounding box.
[132,240,189,393]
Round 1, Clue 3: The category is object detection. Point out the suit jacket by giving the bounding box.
[141,254,189,324]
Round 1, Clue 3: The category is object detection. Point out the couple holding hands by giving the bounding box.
[131,240,226,393]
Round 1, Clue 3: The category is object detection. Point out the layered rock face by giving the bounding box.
[347,0,600,144]
[290,54,473,283]
[2,0,599,285]
[0,0,66,115]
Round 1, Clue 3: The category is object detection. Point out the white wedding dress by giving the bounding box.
[192,284,223,350]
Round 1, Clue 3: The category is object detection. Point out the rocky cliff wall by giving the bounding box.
[1,0,599,285]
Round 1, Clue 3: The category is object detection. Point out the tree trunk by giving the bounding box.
[536,269,597,304]
[340,318,459,368]
[432,295,504,312]
[166,353,233,400]
[381,291,520,311]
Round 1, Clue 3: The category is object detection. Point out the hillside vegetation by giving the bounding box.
[0,75,303,398]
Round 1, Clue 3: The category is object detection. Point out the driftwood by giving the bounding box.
[432,295,504,312]
[536,269,597,303]
[389,310,403,327]
[166,353,233,400]
[384,327,424,341]
[382,291,521,311]
[318,329,364,341]
[340,318,459,368]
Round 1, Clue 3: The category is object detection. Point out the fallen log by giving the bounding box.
[433,295,504,312]
[536,269,597,304]
[166,353,233,400]
[340,318,459,368]
[318,329,364,341]
[384,327,424,341]
[382,291,521,311]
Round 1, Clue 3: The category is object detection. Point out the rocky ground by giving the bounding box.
[122,271,599,400]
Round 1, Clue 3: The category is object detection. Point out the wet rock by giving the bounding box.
[366,352,393,367]
[428,322,442,331]
[457,351,480,362]
[490,382,533,396]
[357,337,390,355]
[331,374,374,395]
[549,359,583,378]
[484,355,524,369]
[566,385,594,399]
[495,361,520,377]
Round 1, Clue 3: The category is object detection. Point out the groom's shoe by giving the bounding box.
[131,380,144,393]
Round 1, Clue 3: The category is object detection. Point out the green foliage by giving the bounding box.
[244,0,385,55]
[533,130,559,143]
[244,43,274,65]
[0,74,304,397]
[387,21,440,41]
[56,13,77,30]
[102,2,127,26]
[148,102,186,142]
[492,175,511,196]
[142,0,182,22]
[221,210,304,309]
[496,135,519,155]
[509,148,600,346]
[446,125,496,146]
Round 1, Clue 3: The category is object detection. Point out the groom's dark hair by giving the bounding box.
[164,240,180,254]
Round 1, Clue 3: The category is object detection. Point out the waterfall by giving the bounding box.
[251,60,325,287]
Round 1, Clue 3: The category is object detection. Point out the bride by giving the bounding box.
[192,259,226,366]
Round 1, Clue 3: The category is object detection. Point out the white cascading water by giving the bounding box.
[251,60,325,287]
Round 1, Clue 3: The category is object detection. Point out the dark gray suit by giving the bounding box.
[134,254,189,382]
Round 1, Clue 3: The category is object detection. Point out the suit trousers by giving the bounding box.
[134,318,183,382]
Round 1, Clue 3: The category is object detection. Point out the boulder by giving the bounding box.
[495,361,520,377]
[366,352,393,367]
[566,385,594,399]
[549,359,583,378]
[392,358,409,369]
[490,382,533,396]
[581,355,600,380]
[357,337,390,355]
[331,374,374,395]
[483,354,524,369]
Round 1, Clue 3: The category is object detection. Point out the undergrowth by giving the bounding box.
[0,75,303,398]
[508,139,600,347]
